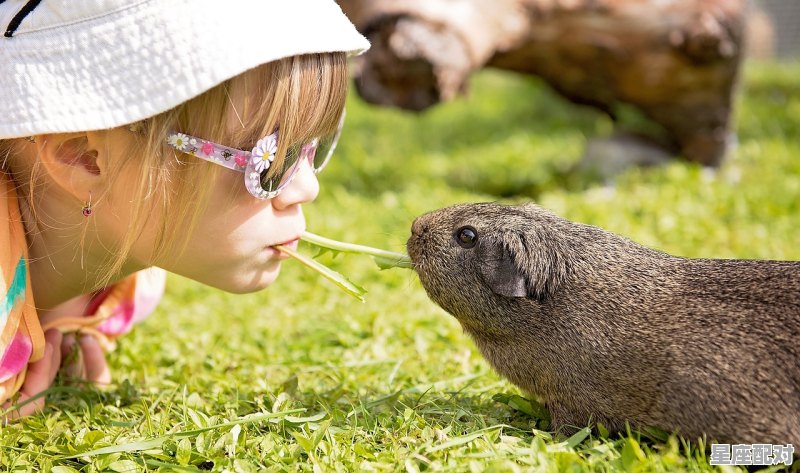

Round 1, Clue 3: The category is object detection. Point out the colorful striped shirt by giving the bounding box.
[1,173,165,407]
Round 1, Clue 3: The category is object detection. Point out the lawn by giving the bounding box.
[2,60,799,472]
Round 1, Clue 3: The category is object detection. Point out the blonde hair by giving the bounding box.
[3,52,348,286]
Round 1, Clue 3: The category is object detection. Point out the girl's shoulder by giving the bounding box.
[90,267,167,338]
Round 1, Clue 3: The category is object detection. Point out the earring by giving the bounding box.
[25,136,35,143]
[82,192,93,217]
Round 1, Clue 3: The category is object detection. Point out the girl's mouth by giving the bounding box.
[272,238,299,259]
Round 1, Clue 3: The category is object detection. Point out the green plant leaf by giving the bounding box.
[176,438,192,465]
[273,231,412,301]
[274,244,367,302]
[59,408,306,459]
[301,231,413,270]
[108,460,140,473]
[52,467,81,473]
[564,427,592,449]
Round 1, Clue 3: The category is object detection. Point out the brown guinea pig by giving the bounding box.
[407,202,800,445]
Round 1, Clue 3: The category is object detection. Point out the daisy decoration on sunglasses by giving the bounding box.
[251,135,278,173]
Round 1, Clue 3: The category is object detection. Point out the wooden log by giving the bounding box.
[339,0,748,166]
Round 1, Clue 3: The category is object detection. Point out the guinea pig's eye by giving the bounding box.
[455,226,478,249]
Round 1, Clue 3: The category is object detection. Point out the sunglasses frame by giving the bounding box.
[165,111,345,199]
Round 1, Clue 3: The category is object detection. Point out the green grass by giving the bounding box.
[3,60,800,472]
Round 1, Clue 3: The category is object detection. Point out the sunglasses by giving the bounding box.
[165,111,345,199]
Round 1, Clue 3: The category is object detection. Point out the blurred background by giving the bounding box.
[755,0,800,59]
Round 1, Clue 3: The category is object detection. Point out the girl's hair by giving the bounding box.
[3,52,348,287]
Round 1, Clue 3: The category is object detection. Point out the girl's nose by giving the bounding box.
[271,159,319,210]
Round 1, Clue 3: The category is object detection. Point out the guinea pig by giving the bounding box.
[406,202,800,445]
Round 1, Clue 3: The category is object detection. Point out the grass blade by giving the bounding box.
[59,408,306,459]
[274,244,367,302]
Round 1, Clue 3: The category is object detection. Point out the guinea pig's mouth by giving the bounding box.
[407,217,432,270]
[405,235,424,270]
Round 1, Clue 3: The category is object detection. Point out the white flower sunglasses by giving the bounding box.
[165,111,345,199]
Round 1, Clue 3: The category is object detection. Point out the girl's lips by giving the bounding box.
[271,238,299,259]
[280,238,299,250]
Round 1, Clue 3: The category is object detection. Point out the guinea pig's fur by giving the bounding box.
[407,202,800,445]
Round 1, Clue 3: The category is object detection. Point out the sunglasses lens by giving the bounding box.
[244,111,345,199]
[258,149,302,194]
[310,135,335,173]
[314,113,345,173]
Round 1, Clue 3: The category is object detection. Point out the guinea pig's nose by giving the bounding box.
[411,217,428,237]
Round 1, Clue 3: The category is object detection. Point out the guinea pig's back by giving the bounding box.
[655,258,800,443]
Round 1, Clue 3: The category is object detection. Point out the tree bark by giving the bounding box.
[339,0,748,166]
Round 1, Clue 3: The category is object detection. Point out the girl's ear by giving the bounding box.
[35,132,108,199]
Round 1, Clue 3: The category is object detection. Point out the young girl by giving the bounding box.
[0,0,369,418]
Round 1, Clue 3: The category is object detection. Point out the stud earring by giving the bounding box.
[25,136,35,143]
[82,192,93,217]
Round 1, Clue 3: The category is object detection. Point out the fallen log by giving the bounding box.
[339,0,748,166]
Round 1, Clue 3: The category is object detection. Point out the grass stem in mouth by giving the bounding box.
[274,232,411,302]
[301,231,413,270]
[273,244,367,302]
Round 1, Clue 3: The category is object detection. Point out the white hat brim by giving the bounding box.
[0,0,370,138]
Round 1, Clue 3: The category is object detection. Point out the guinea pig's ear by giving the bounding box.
[476,237,528,298]
[477,231,567,301]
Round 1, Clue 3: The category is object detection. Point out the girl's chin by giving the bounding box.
[212,262,282,294]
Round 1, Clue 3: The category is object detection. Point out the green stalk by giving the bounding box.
[274,244,366,302]
[301,231,413,270]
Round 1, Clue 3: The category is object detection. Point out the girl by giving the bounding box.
[0,0,369,418]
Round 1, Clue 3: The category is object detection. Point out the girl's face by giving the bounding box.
[103,58,345,294]
[114,133,321,294]
[156,159,320,293]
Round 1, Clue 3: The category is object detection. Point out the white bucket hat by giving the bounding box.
[0,0,369,139]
